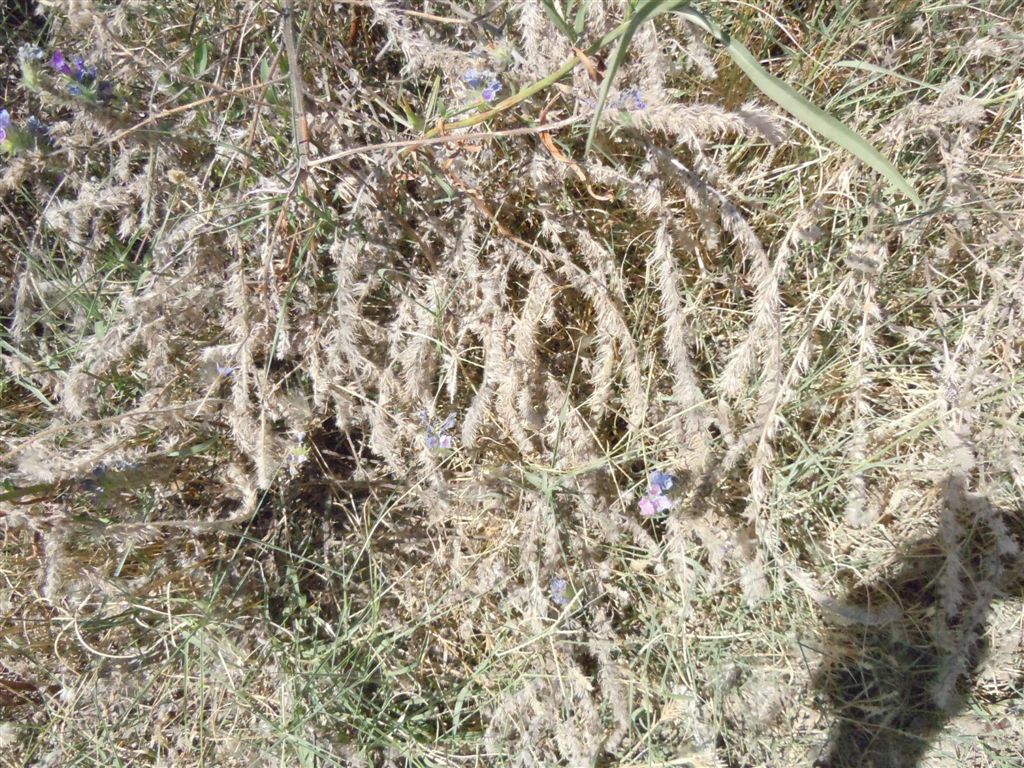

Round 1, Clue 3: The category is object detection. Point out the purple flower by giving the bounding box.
[639,469,676,516]
[639,493,672,517]
[481,82,501,102]
[215,364,236,377]
[617,88,646,112]
[25,116,48,139]
[649,470,674,494]
[421,411,456,451]
[0,110,10,142]
[73,56,96,84]
[463,69,489,89]
[549,577,570,606]
[51,50,72,76]
[52,50,97,89]
[464,69,501,102]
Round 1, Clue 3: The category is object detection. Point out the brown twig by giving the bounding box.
[309,114,585,168]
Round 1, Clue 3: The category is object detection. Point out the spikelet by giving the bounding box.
[844,236,889,528]
[640,102,786,151]
[515,0,566,76]
[364,1,456,75]
[651,217,711,470]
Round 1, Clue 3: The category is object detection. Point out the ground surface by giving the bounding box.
[1,1,1023,766]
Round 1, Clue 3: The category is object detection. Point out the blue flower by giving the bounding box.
[463,69,501,102]
[0,110,10,142]
[639,469,676,516]
[463,69,489,89]
[421,411,456,451]
[649,470,674,494]
[72,56,96,84]
[51,50,73,76]
[616,88,646,112]
[25,116,48,141]
[549,577,570,606]
[481,82,501,102]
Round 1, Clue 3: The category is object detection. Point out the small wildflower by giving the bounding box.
[481,81,501,102]
[51,50,72,77]
[215,364,237,377]
[462,69,489,88]
[649,470,674,494]
[0,111,49,153]
[25,116,48,138]
[51,50,104,99]
[549,577,570,606]
[638,493,672,517]
[463,69,501,102]
[616,87,646,112]
[421,411,456,451]
[72,56,96,85]
[639,469,676,516]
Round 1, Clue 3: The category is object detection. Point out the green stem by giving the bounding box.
[420,13,638,138]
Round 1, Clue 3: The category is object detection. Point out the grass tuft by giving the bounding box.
[2,1,1023,766]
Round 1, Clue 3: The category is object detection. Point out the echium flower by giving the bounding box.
[420,411,456,450]
[638,469,676,517]
[50,50,112,102]
[549,577,571,607]
[17,44,45,89]
[616,87,646,112]
[51,50,95,83]
[463,69,501,102]
[25,116,48,139]
[0,110,49,154]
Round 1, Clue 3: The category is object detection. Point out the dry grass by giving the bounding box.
[1,1,1023,766]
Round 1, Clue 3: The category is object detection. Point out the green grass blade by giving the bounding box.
[677,6,922,208]
[573,1,591,38]
[538,0,577,43]
[586,1,675,154]
[584,2,921,207]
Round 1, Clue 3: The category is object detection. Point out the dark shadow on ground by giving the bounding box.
[810,472,1023,768]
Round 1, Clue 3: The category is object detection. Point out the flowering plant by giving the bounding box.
[0,108,49,154]
[638,470,676,517]
[50,50,114,102]
[463,69,501,103]
[420,412,456,451]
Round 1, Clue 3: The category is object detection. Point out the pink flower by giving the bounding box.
[639,469,676,516]
[639,493,671,516]
[639,496,657,517]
